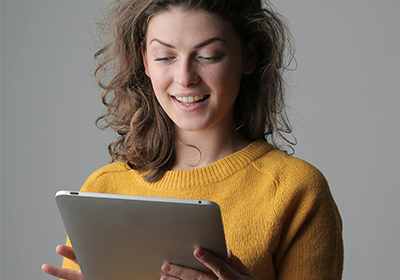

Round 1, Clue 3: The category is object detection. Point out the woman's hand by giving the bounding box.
[42,245,84,280]
[160,248,255,280]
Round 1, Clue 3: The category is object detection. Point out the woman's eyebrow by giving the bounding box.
[194,37,228,49]
[149,38,175,48]
[149,37,227,49]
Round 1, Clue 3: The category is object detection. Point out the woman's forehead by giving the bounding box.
[146,7,238,47]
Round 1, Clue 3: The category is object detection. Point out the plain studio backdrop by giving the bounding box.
[1,0,399,279]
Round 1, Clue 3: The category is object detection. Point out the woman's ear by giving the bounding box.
[243,40,258,75]
[141,41,150,77]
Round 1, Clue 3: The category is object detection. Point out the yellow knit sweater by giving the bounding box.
[62,140,343,279]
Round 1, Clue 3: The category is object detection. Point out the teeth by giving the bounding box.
[175,95,207,103]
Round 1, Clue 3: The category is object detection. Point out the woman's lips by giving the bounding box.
[171,94,210,111]
[174,94,209,105]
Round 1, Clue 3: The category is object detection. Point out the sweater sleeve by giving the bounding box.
[273,163,344,280]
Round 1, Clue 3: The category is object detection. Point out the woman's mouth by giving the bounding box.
[173,95,209,107]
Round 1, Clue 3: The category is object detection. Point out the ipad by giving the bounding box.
[55,191,228,280]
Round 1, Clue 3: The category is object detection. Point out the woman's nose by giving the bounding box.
[174,58,200,88]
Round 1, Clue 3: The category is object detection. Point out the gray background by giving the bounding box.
[1,0,399,279]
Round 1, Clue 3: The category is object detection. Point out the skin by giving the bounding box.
[160,248,255,280]
[42,245,83,280]
[142,7,257,170]
[42,7,258,280]
[42,245,255,280]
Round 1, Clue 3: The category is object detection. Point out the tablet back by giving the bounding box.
[55,191,228,280]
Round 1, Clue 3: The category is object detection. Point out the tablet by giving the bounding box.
[55,191,228,280]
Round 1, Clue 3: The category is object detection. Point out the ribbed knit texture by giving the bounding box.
[62,140,343,279]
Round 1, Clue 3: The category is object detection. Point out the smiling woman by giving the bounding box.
[42,0,344,279]
[141,8,255,151]
[91,0,295,183]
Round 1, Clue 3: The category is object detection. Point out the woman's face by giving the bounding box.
[142,7,255,133]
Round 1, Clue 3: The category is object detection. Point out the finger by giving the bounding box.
[227,249,253,277]
[161,263,212,280]
[193,248,237,279]
[41,264,83,280]
[56,245,78,265]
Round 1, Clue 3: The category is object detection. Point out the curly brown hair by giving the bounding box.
[94,0,295,182]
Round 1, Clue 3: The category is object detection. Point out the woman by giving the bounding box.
[42,0,344,279]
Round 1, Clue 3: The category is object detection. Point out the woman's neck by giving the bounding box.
[171,122,251,171]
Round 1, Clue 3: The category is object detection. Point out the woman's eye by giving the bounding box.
[154,57,174,62]
[199,55,223,62]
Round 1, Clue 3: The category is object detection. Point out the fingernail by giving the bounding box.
[162,264,171,273]
[195,248,205,259]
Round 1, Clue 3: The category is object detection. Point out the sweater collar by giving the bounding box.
[139,140,274,190]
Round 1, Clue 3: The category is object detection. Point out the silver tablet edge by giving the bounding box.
[55,190,220,209]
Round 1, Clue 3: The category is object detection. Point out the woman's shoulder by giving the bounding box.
[88,161,131,178]
[80,161,137,193]
[250,146,340,224]
[252,145,329,194]
[253,143,322,172]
